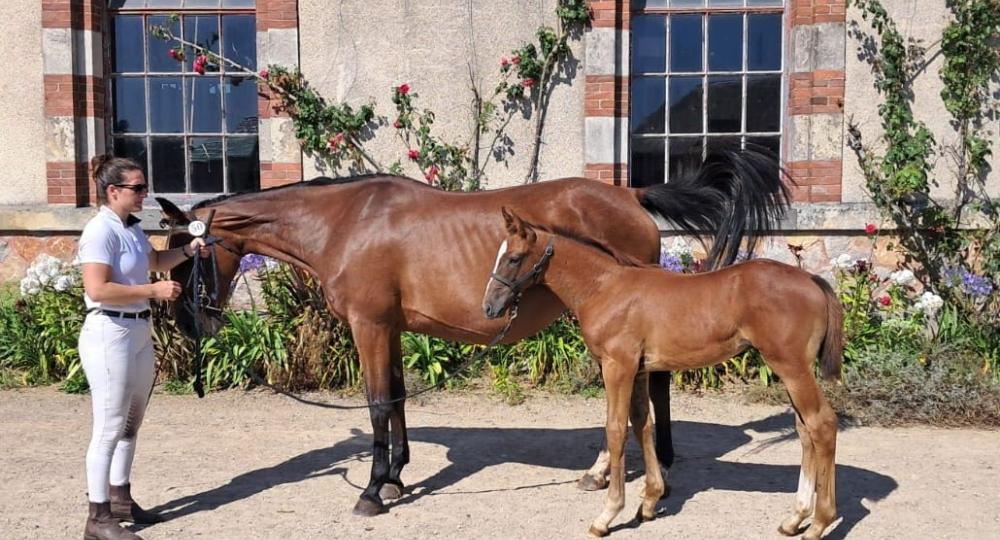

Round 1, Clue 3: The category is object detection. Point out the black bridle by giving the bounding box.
[489,238,556,309]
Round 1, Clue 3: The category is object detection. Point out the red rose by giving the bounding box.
[425,165,439,183]
[500,57,510,68]
[168,49,181,61]
[259,69,269,80]
[398,83,410,95]
[393,119,403,129]
[879,295,891,306]
[328,133,345,149]
[408,149,419,160]
[864,223,877,235]
[193,55,207,75]
[523,78,535,88]
[512,55,521,65]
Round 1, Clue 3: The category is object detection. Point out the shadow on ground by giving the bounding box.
[148,412,896,537]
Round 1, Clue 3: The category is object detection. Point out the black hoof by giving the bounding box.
[576,474,609,492]
[352,496,384,517]
[379,482,404,500]
[635,506,655,523]
[660,483,671,500]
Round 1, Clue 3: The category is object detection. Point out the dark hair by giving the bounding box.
[91,154,143,202]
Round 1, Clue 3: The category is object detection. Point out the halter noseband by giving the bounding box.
[490,238,555,295]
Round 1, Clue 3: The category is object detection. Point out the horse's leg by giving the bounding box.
[380,338,409,501]
[648,370,673,493]
[778,413,816,536]
[350,321,396,517]
[630,372,664,523]
[578,448,610,491]
[588,359,637,537]
[773,365,838,540]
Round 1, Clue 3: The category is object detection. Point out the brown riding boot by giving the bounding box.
[84,502,143,540]
[110,484,164,524]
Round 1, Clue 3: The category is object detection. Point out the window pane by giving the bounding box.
[184,0,219,7]
[147,0,182,6]
[632,16,666,74]
[668,137,703,180]
[112,78,146,133]
[186,77,223,133]
[707,136,741,155]
[184,15,221,72]
[708,14,742,71]
[151,137,186,192]
[747,74,781,132]
[631,77,665,134]
[190,137,224,192]
[148,15,181,73]
[669,15,703,72]
[222,15,257,70]
[225,77,259,133]
[671,0,704,6]
[113,137,148,175]
[631,0,669,6]
[149,77,184,133]
[709,0,743,6]
[747,135,780,157]
[227,137,260,192]
[631,138,665,188]
[109,1,149,8]
[707,75,741,133]
[748,13,782,71]
[223,0,256,6]
[111,16,144,73]
[748,0,783,5]
[669,76,702,133]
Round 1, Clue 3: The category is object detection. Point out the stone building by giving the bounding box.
[0,0,996,281]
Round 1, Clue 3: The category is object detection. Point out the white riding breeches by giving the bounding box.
[79,312,156,503]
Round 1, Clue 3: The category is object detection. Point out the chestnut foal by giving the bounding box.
[482,209,842,539]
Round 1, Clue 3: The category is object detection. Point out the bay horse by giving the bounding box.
[482,209,841,539]
[155,148,790,516]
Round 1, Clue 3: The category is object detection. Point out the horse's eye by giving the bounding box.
[508,256,522,266]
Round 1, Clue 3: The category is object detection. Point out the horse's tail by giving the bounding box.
[811,275,844,381]
[636,148,791,270]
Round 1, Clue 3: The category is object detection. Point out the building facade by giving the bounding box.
[0,0,996,282]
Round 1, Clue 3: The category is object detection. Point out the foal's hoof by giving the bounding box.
[587,524,609,538]
[379,482,404,500]
[777,522,806,537]
[352,497,384,517]
[576,474,609,491]
[634,506,655,523]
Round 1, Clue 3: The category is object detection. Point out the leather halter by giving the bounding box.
[490,238,555,296]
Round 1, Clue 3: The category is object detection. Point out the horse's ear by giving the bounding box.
[156,197,190,225]
[501,206,520,234]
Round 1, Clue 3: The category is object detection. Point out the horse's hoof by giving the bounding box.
[352,497,384,517]
[379,482,403,500]
[577,474,609,491]
[660,483,671,500]
[777,523,805,537]
[634,505,655,523]
[587,524,609,538]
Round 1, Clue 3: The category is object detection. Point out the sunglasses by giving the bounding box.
[113,183,149,194]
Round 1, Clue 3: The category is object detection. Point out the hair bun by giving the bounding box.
[90,154,112,178]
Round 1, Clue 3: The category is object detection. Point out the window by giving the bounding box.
[107,1,259,196]
[629,0,784,187]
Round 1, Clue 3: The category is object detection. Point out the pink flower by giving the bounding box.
[865,223,877,235]
[327,133,345,149]
[393,119,403,129]
[408,149,419,160]
[193,55,207,75]
[425,164,439,183]
[259,69,269,80]
[168,48,184,61]
[879,295,891,307]
[500,57,510,68]
[512,55,521,65]
[397,83,410,95]
[523,78,535,88]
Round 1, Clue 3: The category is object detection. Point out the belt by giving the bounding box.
[89,309,152,320]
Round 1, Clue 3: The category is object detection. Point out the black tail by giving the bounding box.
[638,147,791,269]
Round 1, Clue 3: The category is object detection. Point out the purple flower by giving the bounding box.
[943,266,994,298]
[238,253,266,273]
[659,253,685,273]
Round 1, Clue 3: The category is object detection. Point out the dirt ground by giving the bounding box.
[1,386,998,539]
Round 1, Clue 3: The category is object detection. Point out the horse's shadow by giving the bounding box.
[149,411,896,538]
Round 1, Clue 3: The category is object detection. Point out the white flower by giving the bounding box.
[20,276,41,296]
[831,253,854,269]
[914,291,944,315]
[666,238,692,258]
[264,257,280,270]
[54,275,74,292]
[889,269,915,286]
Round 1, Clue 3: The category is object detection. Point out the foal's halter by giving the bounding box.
[490,238,556,304]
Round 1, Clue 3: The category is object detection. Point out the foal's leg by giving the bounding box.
[588,360,637,537]
[778,369,838,540]
[381,337,409,501]
[630,372,665,522]
[778,413,816,536]
[350,321,396,516]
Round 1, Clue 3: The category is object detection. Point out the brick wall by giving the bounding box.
[583,0,628,185]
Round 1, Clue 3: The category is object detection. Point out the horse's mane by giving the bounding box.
[192,174,408,209]
[525,222,660,270]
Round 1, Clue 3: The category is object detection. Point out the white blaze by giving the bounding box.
[483,240,508,303]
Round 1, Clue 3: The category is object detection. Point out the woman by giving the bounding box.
[78,155,207,540]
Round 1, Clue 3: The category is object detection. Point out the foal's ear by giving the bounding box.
[501,206,523,235]
[156,197,191,225]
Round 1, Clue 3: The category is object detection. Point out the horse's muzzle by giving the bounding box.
[483,302,505,320]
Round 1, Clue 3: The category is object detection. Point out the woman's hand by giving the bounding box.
[187,238,211,258]
[150,280,182,301]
